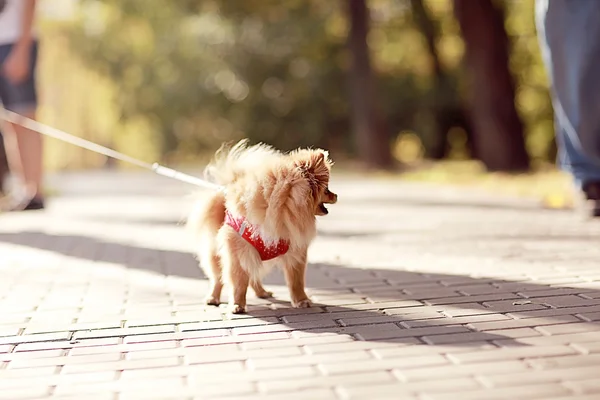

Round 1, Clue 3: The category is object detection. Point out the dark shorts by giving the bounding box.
[0,41,38,113]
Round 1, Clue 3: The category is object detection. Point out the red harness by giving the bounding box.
[224,210,290,261]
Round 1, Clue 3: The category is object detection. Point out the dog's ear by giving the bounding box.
[297,150,331,175]
[298,151,324,174]
[295,150,330,198]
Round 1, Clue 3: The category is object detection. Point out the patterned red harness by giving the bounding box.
[224,210,290,261]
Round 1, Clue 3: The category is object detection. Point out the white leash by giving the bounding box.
[0,102,223,191]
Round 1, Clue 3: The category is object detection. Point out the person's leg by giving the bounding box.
[535,0,600,216]
[0,41,43,209]
[12,109,43,199]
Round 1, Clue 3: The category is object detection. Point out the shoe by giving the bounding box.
[0,191,45,212]
[580,181,600,218]
[22,197,45,211]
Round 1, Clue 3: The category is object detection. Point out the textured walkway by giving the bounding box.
[1,170,600,400]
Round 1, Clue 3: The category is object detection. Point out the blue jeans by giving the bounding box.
[536,0,600,188]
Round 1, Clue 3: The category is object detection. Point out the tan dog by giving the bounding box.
[187,140,338,314]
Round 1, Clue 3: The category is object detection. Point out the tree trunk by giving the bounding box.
[453,0,530,171]
[346,0,392,169]
[411,0,449,159]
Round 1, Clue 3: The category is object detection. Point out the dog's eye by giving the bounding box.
[324,188,330,195]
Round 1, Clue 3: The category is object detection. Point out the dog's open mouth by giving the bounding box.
[318,203,329,214]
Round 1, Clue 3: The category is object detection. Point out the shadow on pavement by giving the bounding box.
[2,230,599,348]
[0,230,205,280]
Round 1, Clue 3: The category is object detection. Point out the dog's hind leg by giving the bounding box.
[228,257,250,314]
[251,281,273,299]
[203,253,223,306]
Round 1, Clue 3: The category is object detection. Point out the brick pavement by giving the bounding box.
[1,170,600,399]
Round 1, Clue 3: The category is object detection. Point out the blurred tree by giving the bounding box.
[410,0,471,160]
[56,0,552,171]
[502,0,555,165]
[64,0,356,162]
[453,0,530,171]
[346,0,392,168]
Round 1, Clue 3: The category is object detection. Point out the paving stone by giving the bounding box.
[424,292,521,306]
[241,334,354,350]
[480,365,600,387]
[122,362,245,380]
[69,340,179,356]
[0,331,71,346]
[423,327,541,345]
[518,288,597,298]
[447,345,580,364]
[577,311,600,322]
[179,317,280,331]
[319,354,450,375]
[73,324,176,340]
[4,171,600,400]
[356,325,470,341]
[0,349,64,362]
[14,337,121,352]
[258,371,395,393]
[535,296,600,308]
[535,322,600,335]
[181,331,291,347]
[7,352,121,369]
[527,353,600,370]
[396,360,530,381]
[571,341,600,354]
[0,387,51,400]
[0,365,58,379]
[61,356,180,374]
[480,299,549,313]
[189,365,318,386]
[337,377,482,399]
[213,388,339,400]
[53,377,186,397]
[248,350,372,369]
[467,315,581,331]
[563,379,600,395]
[403,313,510,328]
[371,341,495,359]
[123,329,231,344]
[325,300,423,312]
[423,383,572,400]
[493,331,600,347]
[509,304,600,319]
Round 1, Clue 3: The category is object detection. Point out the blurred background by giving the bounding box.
[4,0,567,200]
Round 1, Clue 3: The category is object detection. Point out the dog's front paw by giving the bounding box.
[230,304,247,314]
[205,296,220,306]
[292,298,312,308]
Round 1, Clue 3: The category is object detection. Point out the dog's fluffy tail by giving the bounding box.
[203,139,281,186]
[186,190,227,242]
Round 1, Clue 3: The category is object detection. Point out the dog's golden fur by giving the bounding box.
[187,139,337,314]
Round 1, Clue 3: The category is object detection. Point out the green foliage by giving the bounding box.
[503,0,555,163]
[59,0,553,165]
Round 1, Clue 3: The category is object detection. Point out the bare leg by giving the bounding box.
[251,281,273,299]
[14,110,43,197]
[1,122,25,185]
[284,256,311,308]
[1,110,43,200]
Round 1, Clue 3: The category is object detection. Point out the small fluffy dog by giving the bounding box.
[187,139,338,314]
